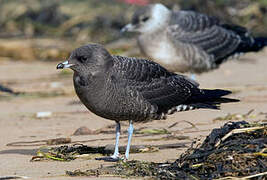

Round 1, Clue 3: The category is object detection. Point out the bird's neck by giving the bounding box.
[73,72,110,117]
[73,71,106,90]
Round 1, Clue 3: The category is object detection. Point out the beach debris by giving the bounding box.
[0,84,20,95]
[46,138,71,145]
[137,128,170,135]
[36,111,52,118]
[0,175,30,179]
[49,82,63,89]
[65,121,267,179]
[7,137,71,147]
[213,109,256,122]
[31,143,187,162]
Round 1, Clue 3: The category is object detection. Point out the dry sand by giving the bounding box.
[0,48,267,179]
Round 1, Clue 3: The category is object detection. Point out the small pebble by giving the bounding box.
[36,112,52,118]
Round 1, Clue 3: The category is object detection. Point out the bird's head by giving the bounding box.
[121,3,171,34]
[57,44,113,76]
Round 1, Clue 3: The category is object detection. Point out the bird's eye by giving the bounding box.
[141,17,149,22]
[77,56,87,62]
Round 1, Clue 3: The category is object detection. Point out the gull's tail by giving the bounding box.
[222,24,267,53]
[250,37,267,52]
[187,89,239,109]
[163,89,239,117]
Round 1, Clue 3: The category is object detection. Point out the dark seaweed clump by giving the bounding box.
[66,121,267,179]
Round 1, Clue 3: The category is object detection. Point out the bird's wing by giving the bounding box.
[112,56,201,110]
[167,11,241,61]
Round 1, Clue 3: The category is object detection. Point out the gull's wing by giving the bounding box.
[167,11,241,63]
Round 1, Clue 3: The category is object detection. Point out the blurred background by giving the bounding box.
[0,0,266,62]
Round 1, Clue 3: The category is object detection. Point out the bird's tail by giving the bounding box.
[189,89,239,107]
[250,37,267,52]
[156,89,239,119]
[200,89,239,102]
[166,89,239,114]
[236,35,267,53]
[222,24,267,53]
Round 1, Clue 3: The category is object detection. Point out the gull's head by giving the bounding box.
[121,3,171,34]
[57,44,113,76]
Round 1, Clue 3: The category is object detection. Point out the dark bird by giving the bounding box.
[56,43,238,161]
[121,3,267,74]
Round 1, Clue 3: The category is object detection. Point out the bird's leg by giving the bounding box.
[190,74,196,81]
[95,121,121,162]
[124,120,134,160]
[111,121,121,159]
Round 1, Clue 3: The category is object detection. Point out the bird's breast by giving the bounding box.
[138,33,188,72]
[73,75,107,111]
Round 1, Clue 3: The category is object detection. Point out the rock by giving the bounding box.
[73,126,95,136]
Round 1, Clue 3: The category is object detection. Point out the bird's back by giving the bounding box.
[168,10,267,71]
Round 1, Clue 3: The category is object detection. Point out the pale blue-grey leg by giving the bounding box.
[96,121,121,162]
[125,120,134,160]
[111,121,121,159]
[190,74,196,81]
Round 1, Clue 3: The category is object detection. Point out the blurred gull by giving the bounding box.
[122,3,267,74]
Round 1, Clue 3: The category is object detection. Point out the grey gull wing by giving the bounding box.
[167,11,241,65]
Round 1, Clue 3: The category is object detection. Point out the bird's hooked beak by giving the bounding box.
[56,60,74,69]
[120,23,136,33]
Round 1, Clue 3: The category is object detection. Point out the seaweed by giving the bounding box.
[65,121,267,179]
[31,143,187,162]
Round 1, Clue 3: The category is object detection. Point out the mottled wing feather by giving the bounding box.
[112,56,201,111]
[168,11,241,61]
[170,10,220,32]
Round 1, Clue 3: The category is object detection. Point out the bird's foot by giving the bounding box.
[190,74,196,81]
[121,156,129,162]
[95,155,122,162]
